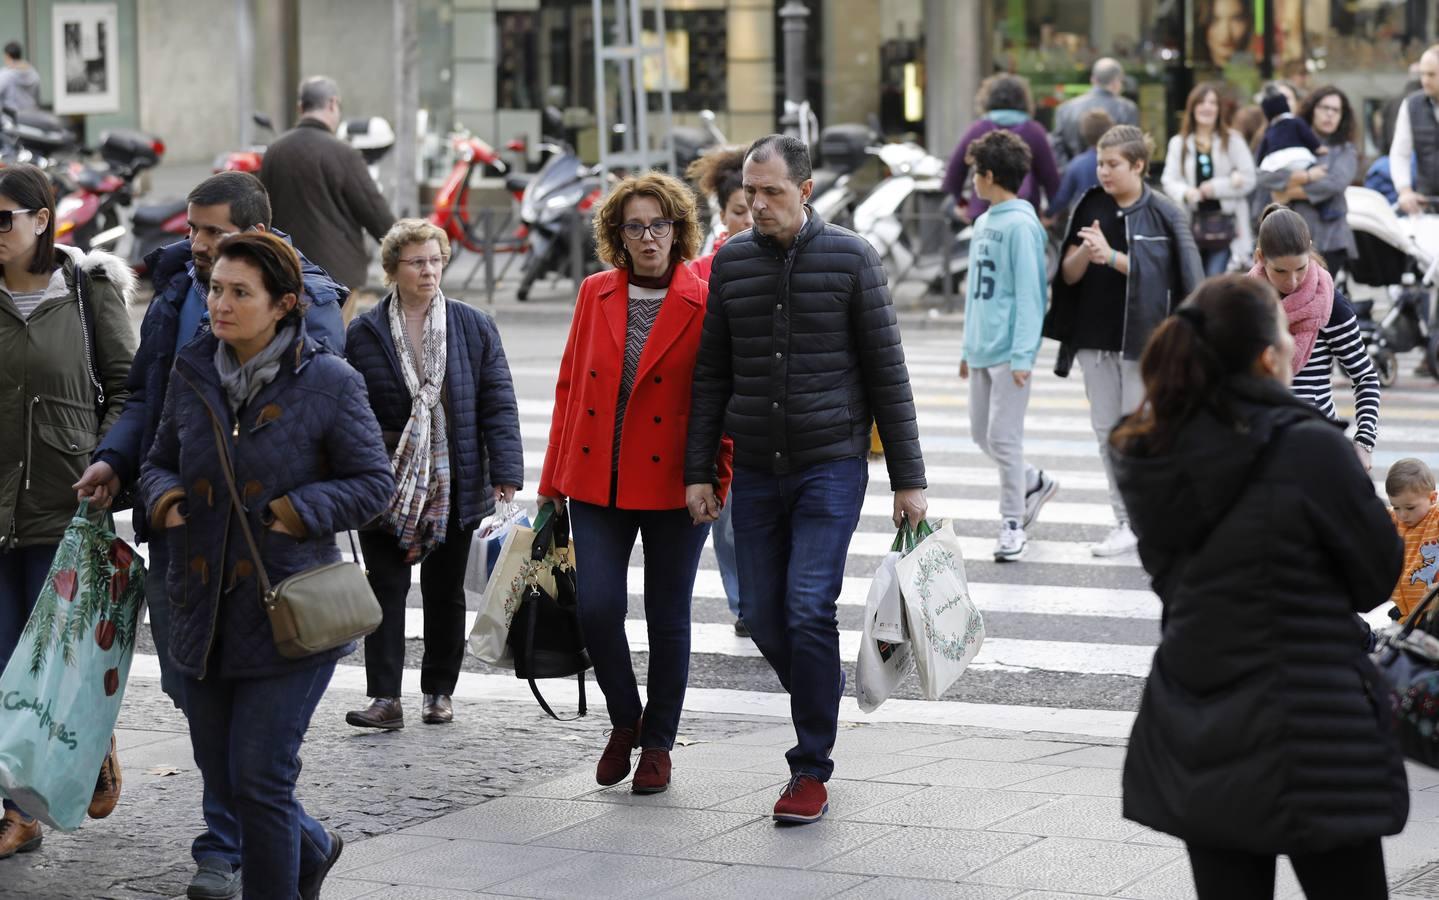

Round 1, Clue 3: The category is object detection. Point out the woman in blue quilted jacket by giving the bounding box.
[140,232,393,900]
[343,219,523,731]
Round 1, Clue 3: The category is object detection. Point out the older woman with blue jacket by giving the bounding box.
[140,232,393,900]
[343,218,523,730]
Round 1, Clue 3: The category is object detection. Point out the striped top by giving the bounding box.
[1290,293,1381,449]
[7,289,47,319]
[611,283,668,470]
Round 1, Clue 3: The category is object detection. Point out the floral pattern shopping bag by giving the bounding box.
[0,502,146,829]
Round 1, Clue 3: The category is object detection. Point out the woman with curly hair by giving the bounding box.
[942,73,1060,221]
[538,171,732,795]
[686,145,752,282]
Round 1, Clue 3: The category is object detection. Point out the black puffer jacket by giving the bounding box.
[684,211,925,490]
[1111,376,1407,853]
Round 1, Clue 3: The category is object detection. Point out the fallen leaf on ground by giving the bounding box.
[145,765,184,776]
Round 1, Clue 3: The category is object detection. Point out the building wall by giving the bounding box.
[136,0,240,164]
[298,0,395,125]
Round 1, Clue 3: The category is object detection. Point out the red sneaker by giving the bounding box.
[596,720,640,786]
[631,748,671,794]
[772,774,828,824]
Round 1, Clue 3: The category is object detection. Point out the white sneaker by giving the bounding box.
[994,521,1027,562]
[1091,522,1139,558]
[1023,470,1059,530]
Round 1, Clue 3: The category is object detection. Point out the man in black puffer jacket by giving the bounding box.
[685,135,927,825]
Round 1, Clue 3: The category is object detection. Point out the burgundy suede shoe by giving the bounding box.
[631,749,672,794]
[595,720,640,786]
[772,774,828,824]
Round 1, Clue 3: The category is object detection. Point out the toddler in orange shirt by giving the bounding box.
[1387,458,1439,619]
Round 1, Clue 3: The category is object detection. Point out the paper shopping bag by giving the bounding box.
[467,504,569,667]
[464,502,530,594]
[895,519,984,701]
[0,503,146,830]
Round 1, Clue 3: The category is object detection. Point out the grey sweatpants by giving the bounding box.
[969,362,1036,523]
[1077,349,1145,524]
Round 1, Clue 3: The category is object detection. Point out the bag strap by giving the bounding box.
[1399,582,1439,638]
[530,503,570,562]
[520,585,587,721]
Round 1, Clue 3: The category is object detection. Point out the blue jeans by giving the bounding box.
[713,499,742,618]
[1203,247,1231,277]
[730,457,868,781]
[568,502,709,749]
[0,544,57,816]
[183,663,335,897]
[147,539,243,867]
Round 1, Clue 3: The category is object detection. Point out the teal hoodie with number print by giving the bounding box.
[961,198,1049,373]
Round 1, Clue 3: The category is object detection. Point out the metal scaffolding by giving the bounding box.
[590,0,677,187]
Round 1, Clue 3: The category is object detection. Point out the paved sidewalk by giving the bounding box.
[321,721,1439,900]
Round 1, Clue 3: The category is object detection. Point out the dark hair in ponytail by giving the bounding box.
[1111,275,1283,454]
[1256,203,1328,270]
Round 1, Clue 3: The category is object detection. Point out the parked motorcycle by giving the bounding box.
[429,129,526,256]
[54,129,166,253]
[214,113,275,174]
[514,143,603,301]
[215,113,395,188]
[809,123,879,229]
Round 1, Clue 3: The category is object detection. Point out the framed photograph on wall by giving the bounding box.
[52,3,120,115]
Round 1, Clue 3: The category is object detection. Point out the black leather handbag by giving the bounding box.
[1191,200,1237,253]
[507,506,589,720]
[1370,584,1439,768]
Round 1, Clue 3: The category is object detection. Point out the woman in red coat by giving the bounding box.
[538,171,731,795]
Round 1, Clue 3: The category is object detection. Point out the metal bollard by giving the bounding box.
[482,207,496,307]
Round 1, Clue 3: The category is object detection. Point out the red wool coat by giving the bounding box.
[539,264,732,510]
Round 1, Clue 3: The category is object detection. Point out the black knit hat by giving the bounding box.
[1261,91,1290,120]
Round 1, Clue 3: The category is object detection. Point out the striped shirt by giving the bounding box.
[611,283,668,470]
[1290,293,1381,449]
[7,288,46,319]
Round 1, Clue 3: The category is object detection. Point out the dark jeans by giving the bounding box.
[567,501,709,749]
[730,457,868,781]
[359,519,476,697]
[0,543,57,816]
[183,663,335,899]
[147,539,244,866]
[1186,840,1387,900]
[1202,247,1232,277]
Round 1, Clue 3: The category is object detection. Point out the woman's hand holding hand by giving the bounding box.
[73,461,120,508]
[686,484,721,525]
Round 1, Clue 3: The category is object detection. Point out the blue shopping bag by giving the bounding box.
[464,502,530,594]
[0,502,146,830]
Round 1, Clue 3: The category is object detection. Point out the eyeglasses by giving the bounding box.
[0,209,36,234]
[398,255,446,272]
[621,220,674,241]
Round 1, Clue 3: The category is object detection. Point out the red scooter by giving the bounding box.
[54,129,166,254]
[429,129,531,255]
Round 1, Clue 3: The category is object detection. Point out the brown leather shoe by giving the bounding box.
[345,697,404,730]
[631,748,671,794]
[595,719,640,786]
[0,809,41,859]
[88,735,122,819]
[421,694,453,724]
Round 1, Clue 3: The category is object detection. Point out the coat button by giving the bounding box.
[653,415,661,423]
[651,455,660,462]
[772,401,779,409]
[774,451,782,458]
[653,375,662,383]
[590,370,597,378]
[587,408,595,416]
[775,352,783,359]
[582,446,590,454]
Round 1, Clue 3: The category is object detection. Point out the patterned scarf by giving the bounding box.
[381,291,451,563]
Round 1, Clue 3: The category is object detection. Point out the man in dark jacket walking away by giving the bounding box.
[685,134,927,825]
[72,171,347,900]
[260,76,395,299]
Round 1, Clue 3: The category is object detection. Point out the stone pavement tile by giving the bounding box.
[915,738,1088,762]
[830,725,963,756]
[744,749,936,780]
[333,834,452,874]
[1112,860,1198,900]
[1408,762,1439,790]
[115,726,187,752]
[511,769,610,801]
[1008,893,1111,900]
[817,826,1039,881]
[884,758,1071,789]
[966,836,1183,894]
[831,877,1019,900]
[667,742,776,770]
[715,777,923,818]
[115,735,200,785]
[845,785,1049,829]
[989,795,1147,841]
[341,839,581,891]
[1386,822,1439,883]
[1394,865,1439,899]
[485,851,722,898]
[676,817,896,869]
[1004,767,1123,798]
[341,886,489,899]
[648,864,869,899]
[713,725,801,747]
[399,797,610,842]
[302,878,389,899]
[583,769,786,810]
[532,806,757,855]
[1126,827,1184,848]
[1406,789,1439,822]
[1028,745,1128,769]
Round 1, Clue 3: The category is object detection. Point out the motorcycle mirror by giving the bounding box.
[700,109,716,123]
[252,113,274,131]
[345,117,371,136]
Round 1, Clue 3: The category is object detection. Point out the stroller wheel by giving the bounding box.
[1375,348,1398,388]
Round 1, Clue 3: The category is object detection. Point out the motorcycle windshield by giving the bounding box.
[522,154,586,222]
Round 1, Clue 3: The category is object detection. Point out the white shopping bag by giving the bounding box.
[894,519,984,701]
[855,528,915,713]
[467,504,567,667]
[464,501,529,594]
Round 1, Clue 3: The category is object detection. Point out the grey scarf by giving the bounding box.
[215,323,299,414]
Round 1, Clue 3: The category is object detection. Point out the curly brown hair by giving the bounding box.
[685,144,747,204]
[592,171,702,268]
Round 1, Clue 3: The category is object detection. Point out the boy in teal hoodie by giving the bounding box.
[960,130,1057,561]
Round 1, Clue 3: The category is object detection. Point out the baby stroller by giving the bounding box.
[1343,186,1439,386]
